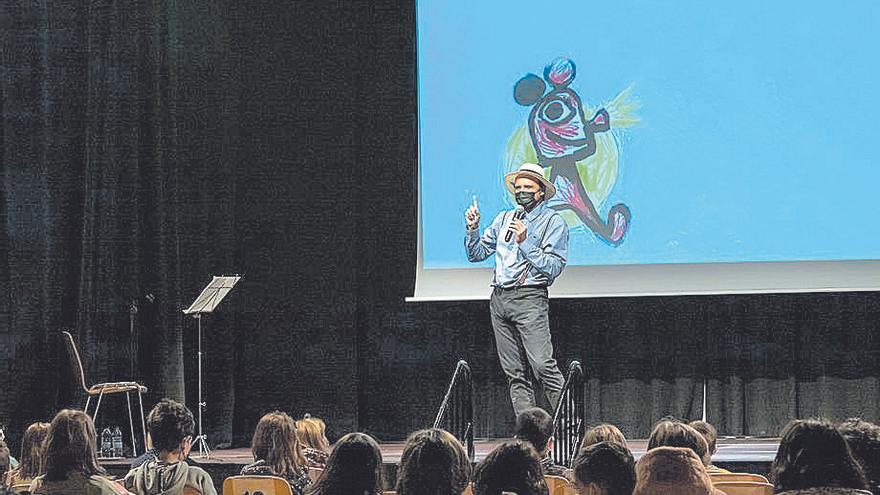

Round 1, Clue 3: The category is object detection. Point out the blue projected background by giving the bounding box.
[418,0,880,269]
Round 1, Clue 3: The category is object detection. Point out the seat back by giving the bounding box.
[713,481,775,495]
[10,484,32,495]
[222,476,294,495]
[711,473,770,483]
[61,330,90,393]
[545,475,577,495]
[306,467,323,482]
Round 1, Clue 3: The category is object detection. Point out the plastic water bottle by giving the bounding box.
[101,428,113,458]
[112,426,123,458]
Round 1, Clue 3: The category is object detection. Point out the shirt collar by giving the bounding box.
[525,200,547,221]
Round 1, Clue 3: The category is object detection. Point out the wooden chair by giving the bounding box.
[545,475,577,495]
[307,467,323,482]
[462,484,474,495]
[713,481,775,495]
[182,487,202,495]
[9,484,31,495]
[710,473,770,483]
[222,476,294,495]
[61,330,148,456]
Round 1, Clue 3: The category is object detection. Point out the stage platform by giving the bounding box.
[101,437,779,492]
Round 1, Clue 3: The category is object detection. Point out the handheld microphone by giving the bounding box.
[505,206,526,242]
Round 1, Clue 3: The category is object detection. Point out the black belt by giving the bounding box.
[493,285,547,292]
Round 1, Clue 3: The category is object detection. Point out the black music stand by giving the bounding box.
[183,275,241,458]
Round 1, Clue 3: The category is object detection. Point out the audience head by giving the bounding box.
[17,422,51,480]
[252,411,306,477]
[0,436,10,485]
[297,416,331,453]
[771,418,868,491]
[646,420,709,466]
[307,432,383,495]
[633,447,721,495]
[514,407,554,456]
[146,398,195,457]
[396,428,470,495]
[572,441,635,495]
[473,439,548,495]
[43,409,105,482]
[838,418,880,490]
[687,421,718,456]
[583,424,628,450]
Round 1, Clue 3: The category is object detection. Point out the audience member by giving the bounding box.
[396,428,470,495]
[838,418,880,494]
[472,440,548,495]
[129,433,158,470]
[571,441,635,495]
[5,422,50,487]
[514,407,566,476]
[304,432,383,495]
[296,417,331,469]
[28,409,126,495]
[1,436,10,495]
[646,420,709,467]
[124,399,217,495]
[687,420,730,475]
[241,411,310,495]
[771,419,870,495]
[633,447,722,495]
[582,424,628,450]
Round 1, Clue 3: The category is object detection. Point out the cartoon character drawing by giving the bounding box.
[508,58,637,246]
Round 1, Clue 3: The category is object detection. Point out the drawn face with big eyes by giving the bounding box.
[514,58,608,164]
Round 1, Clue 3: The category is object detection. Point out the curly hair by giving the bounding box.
[771,419,868,491]
[146,398,195,452]
[473,440,548,495]
[396,428,470,495]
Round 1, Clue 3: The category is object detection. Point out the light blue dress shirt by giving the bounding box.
[465,201,569,287]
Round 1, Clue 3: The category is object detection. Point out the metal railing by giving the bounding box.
[433,359,475,461]
[551,360,585,467]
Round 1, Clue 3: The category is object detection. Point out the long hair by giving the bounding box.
[251,411,306,477]
[305,432,383,495]
[16,422,51,480]
[296,417,331,453]
[771,419,868,491]
[396,429,470,495]
[43,410,106,482]
[473,440,548,495]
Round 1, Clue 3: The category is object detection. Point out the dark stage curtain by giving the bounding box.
[3,0,880,453]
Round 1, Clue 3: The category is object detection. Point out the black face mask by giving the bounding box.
[515,191,540,209]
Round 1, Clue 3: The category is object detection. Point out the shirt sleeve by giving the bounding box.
[465,212,504,262]
[518,214,568,280]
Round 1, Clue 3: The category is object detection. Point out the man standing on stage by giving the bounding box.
[464,163,568,417]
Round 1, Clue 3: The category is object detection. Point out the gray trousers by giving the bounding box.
[490,286,565,417]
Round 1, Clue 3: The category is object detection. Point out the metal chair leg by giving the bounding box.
[93,389,105,426]
[126,391,138,457]
[85,395,92,416]
[138,389,147,448]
